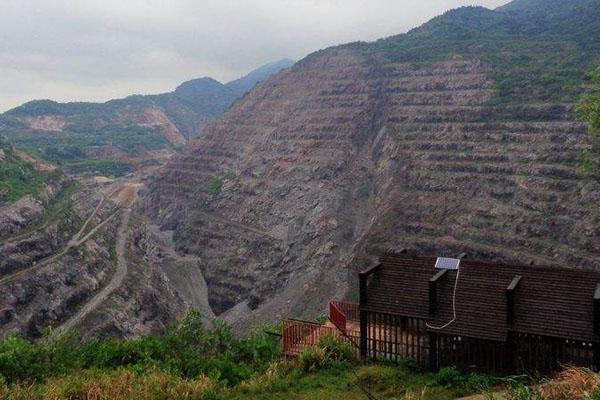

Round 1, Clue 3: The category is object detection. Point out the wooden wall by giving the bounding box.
[360,310,599,374]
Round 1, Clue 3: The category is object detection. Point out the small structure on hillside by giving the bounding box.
[283,253,600,374]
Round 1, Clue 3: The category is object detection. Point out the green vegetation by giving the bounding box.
[65,160,133,177]
[345,3,600,106]
[579,66,600,179]
[0,311,275,386]
[0,138,53,204]
[0,122,170,176]
[0,311,497,400]
[206,177,224,195]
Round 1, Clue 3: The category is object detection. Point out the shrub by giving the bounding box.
[430,367,495,393]
[298,335,355,373]
[539,367,600,400]
[432,367,464,387]
[505,382,544,400]
[236,361,290,394]
[0,310,280,387]
[298,346,329,373]
[355,364,398,390]
[318,335,355,363]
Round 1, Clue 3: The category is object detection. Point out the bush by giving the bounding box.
[355,364,398,390]
[539,367,600,400]
[505,381,544,400]
[298,346,329,373]
[0,310,280,387]
[432,367,464,387]
[298,335,355,373]
[318,335,355,363]
[430,366,495,392]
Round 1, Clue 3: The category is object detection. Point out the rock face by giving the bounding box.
[3,0,600,339]
[0,196,45,237]
[145,1,600,328]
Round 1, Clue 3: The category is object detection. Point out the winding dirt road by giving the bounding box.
[0,196,116,286]
[52,208,131,337]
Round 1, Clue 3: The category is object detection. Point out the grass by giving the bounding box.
[578,66,600,181]
[0,123,170,176]
[0,139,49,203]
[0,362,483,400]
[0,179,80,242]
[63,159,133,177]
[342,4,600,107]
[0,313,498,400]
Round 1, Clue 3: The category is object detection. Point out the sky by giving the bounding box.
[0,0,510,112]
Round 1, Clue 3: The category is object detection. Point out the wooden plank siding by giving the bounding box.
[359,254,600,374]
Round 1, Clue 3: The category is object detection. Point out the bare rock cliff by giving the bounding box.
[143,46,600,327]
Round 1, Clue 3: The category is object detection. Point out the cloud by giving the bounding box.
[0,0,509,112]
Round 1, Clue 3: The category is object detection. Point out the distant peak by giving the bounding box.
[5,99,62,116]
[225,59,295,95]
[175,77,224,93]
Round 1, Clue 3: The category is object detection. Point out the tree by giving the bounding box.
[579,67,600,179]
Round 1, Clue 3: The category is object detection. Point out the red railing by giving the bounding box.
[329,302,347,333]
[282,301,361,356]
[329,300,360,348]
[330,300,360,322]
[282,319,347,356]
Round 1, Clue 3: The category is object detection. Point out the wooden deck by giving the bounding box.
[282,301,361,356]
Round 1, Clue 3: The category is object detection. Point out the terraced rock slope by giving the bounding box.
[144,0,600,328]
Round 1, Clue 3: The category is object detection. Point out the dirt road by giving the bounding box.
[52,208,131,337]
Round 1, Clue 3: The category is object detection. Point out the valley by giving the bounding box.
[0,0,599,373]
[2,0,600,398]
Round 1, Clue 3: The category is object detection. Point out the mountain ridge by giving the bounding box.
[0,59,294,176]
[144,0,600,329]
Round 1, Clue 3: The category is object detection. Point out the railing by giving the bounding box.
[329,302,348,333]
[330,300,360,322]
[282,301,361,356]
[282,319,347,356]
[329,300,360,348]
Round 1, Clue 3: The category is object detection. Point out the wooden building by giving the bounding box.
[359,253,600,373]
[283,253,600,374]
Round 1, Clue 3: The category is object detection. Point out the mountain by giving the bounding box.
[0,60,294,176]
[0,137,55,206]
[144,0,600,329]
[226,59,295,95]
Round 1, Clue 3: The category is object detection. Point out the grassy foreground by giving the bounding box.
[0,311,494,400]
[2,311,600,399]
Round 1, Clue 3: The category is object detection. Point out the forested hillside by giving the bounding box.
[0,60,293,176]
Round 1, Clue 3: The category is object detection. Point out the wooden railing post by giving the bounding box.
[593,284,600,370]
[360,310,368,360]
[358,264,380,361]
[505,331,515,373]
[359,273,367,305]
[429,331,438,371]
[506,275,522,326]
[594,284,600,336]
[429,270,447,316]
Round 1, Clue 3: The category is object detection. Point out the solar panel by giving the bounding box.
[435,257,461,270]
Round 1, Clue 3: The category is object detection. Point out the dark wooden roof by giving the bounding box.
[362,255,600,342]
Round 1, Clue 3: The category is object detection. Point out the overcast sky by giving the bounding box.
[0,0,509,112]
